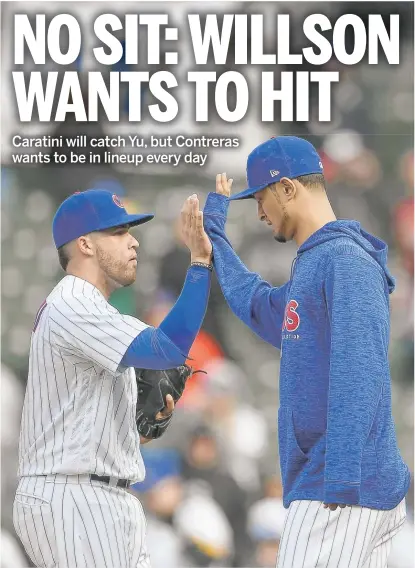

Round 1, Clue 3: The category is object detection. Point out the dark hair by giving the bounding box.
[57,245,71,271]
[295,173,326,191]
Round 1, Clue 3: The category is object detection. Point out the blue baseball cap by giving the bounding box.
[52,189,154,249]
[230,136,323,201]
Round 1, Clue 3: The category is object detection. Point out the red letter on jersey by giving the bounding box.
[282,299,300,332]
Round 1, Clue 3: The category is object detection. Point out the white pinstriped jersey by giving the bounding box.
[17,275,149,482]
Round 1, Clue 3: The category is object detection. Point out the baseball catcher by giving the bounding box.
[135,365,194,439]
[14,190,213,568]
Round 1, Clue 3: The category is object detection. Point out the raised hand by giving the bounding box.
[215,172,233,198]
[180,194,212,263]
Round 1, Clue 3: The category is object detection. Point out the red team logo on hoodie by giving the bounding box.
[282,300,300,332]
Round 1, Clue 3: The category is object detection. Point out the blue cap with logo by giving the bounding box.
[52,189,154,249]
[230,136,323,201]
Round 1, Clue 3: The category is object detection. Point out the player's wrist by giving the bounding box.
[190,254,212,264]
[190,255,213,271]
[190,261,213,272]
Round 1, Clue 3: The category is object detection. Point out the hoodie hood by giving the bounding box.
[298,220,395,293]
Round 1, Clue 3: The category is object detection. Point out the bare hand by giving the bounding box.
[140,395,175,444]
[216,172,233,198]
[155,394,175,421]
[180,194,212,263]
[323,503,349,511]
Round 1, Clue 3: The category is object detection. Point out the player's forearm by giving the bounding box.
[324,392,378,505]
[121,265,211,369]
[204,193,260,320]
[325,351,382,504]
[158,263,211,354]
[203,193,285,347]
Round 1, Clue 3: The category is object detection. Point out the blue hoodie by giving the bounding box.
[204,193,410,510]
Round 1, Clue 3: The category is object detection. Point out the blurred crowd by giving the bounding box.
[1,1,414,567]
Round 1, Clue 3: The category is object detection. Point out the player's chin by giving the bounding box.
[119,269,137,287]
[273,228,287,243]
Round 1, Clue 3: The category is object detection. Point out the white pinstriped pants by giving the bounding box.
[276,499,406,568]
[13,475,151,568]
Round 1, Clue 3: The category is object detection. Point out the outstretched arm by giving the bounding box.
[121,262,211,369]
[203,176,288,349]
[121,195,213,369]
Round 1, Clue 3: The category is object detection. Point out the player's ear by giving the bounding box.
[77,235,95,257]
[279,177,297,201]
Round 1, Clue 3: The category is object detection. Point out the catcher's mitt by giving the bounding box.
[135,365,193,439]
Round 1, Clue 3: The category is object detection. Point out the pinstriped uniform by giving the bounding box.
[14,275,152,567]
[276,498,406,568]
[13,475,151,568]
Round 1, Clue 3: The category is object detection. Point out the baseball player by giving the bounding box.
[13,188,213,568]
[201,137,410,567]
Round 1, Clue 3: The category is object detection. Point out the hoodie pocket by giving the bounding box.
[278,407,308,488]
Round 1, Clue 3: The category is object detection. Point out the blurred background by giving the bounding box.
[1,1,414,567]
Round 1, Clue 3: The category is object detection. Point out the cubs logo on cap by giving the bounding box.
[52,189,154,249]
[112,194,124,208]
